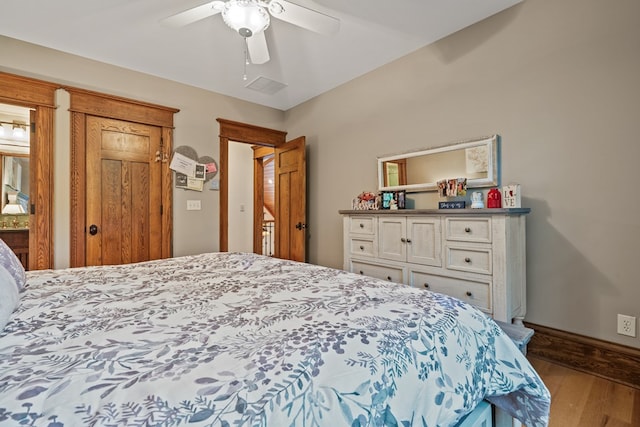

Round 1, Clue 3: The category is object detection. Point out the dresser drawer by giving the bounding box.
[410,271,491,313]
[348,237,376,257]
[446,246,492,275]
[445,217,491,243]
[350,260,404,283]
[348,216,376,235]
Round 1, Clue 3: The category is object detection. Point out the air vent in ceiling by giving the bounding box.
[245,76,287,95]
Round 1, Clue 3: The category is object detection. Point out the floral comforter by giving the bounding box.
[0,252,550,426]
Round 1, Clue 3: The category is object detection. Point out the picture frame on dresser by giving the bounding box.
[381,191,406,209]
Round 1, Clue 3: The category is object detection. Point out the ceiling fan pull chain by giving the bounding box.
[243,37,249,81]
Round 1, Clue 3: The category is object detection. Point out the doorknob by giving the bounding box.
[89,224,98,235]
[295,222,307,230]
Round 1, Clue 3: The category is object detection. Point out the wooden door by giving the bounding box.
[85,116,162,266]
[274,136,306,262]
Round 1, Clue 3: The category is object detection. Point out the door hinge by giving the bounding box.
[30,204,36,215]
[160,204,163,215]
[30,122,36,133]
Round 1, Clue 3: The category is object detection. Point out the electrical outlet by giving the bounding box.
[617,314,636,337]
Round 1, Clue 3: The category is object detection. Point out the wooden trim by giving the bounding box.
[65,87,179,128]
[161,127,173,259]
[69,112,86,267]
[219,137,229,252]
[217,118,287,146]
[29,106,55,269]
[253,156,264,254]
[0,72,57,107]
[525,322,640,389]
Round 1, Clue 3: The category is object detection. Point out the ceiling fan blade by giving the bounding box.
[273,0,340,35]
[247,32,270,64]
[161,1,222,28]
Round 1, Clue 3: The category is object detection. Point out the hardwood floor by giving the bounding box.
[528,356,640,427]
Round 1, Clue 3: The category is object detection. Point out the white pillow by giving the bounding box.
[0,238,26,291]
[0,267,20,332]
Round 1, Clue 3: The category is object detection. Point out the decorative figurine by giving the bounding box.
[487,188,502,208]
[471,191,484,209]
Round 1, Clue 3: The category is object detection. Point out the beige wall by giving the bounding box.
[228,142,254,252]
[0,35,285,266]
[1,0,638,348]
[285,0,640,348]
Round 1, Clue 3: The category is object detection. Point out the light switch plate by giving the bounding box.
[187,200,201,211]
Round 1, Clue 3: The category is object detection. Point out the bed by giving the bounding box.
[0,248,550,427]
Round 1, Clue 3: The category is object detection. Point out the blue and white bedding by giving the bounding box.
[0,252,550,426]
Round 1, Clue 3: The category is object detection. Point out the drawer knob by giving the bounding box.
[400,237,406,243]
[464,257,471,263]
[406,238,412,243]
[359,270,364,275]
[466,291,473,297]
[359,245,365,250]
[387,276,392,281]
[465,227,471,233]
[359,223,364,228]
[423,283,430,289]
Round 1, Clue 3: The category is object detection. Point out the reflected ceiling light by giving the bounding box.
[220,0,270,38]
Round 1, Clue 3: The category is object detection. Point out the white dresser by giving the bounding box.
[339,209,530,324]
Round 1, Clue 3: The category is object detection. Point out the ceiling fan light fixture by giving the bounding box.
[222,0,270,37]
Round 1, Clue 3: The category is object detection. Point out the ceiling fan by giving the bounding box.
[162,0,340,65]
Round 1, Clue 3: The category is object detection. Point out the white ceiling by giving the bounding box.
[0,0,522,111]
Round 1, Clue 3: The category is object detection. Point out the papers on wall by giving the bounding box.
[170,152,196,177]
[170,147,219,192]
[170,152,206,192]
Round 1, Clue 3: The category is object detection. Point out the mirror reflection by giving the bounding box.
[0,104,30,228]
[2,156,29,214]
[378,135,500,193]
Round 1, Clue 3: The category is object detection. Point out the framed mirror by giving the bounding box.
[378,135,500,193]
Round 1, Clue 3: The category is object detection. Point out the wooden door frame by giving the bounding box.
[68,87,178,267]
[217,119,286,252]
[0,72,57,270]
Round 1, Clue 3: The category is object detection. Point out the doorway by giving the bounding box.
[227,142,275,256]
[217,119,307,262]
[0,103,31,269]
[0,71,57,270]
